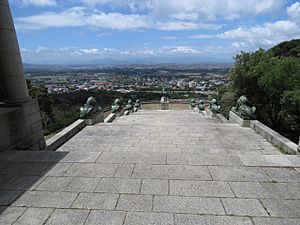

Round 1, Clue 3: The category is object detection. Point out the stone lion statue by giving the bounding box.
[198,100,205,111]
[209,98,221,113]
[80,96,102,119]
[111,98,123,113]
[232,95,256,119]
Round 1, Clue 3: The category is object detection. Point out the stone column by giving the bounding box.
[0,0,31,103]
[0,0,46,151]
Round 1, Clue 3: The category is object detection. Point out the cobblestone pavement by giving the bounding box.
[1,110,300,225]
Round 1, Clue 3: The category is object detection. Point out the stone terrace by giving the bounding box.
[1,110,300,225]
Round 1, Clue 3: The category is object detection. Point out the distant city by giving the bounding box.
[25,63,231,97]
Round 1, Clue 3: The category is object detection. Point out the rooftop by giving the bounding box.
[1,110,300,224]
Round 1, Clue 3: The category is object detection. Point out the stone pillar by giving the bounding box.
[0,0,46,151]
[0,0,30,103]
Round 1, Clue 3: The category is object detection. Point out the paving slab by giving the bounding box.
[72,193,119,210]
[12,191,77,208]
[45,209,89,225]
[85,210,126,225]
[132,165,212,180]
[170,180,234,197]
[208,166,270,182]
[125,212,174,225]
[174,214,253,225]
[0,207,26,224]
[221,198,268,217]
[252,217,300,225]
[13,207,53,225]
[260,199,300,217]
[153,196,225,215]
[116,194,152,211]
[2,110,300,224]
[97,152,166,164]
[141,179,169,195]
[95,178,141,194]
[64,163,118,177]
[229,182,300,199]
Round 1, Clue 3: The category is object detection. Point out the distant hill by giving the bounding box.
[270,39,300,58]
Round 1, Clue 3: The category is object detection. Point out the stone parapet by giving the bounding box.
[0,100,46,151]
[229,110,251,127]
[46,119,86,151]
[85,111,104,126]
[104,113,116,123]
[250,120,298,154]
[161,102,169,110]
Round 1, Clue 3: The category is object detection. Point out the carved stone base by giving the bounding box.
[229,110,251,127]
[85,111,104,125]
[0,100,46,151]
[161,102,169,110]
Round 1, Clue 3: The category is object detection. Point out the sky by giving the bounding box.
[9,0,300,64]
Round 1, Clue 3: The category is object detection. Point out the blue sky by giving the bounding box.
[9,0,300,64]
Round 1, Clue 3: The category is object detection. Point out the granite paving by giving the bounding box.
[0,110,300,224]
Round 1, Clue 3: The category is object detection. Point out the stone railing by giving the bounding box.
[229,110,299,154]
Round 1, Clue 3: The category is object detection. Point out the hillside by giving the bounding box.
[270,39,300,58]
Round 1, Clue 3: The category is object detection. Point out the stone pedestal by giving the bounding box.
[85,111,104,125]
[160,102,169,110]
[229,110,251,127]
[0,100,46,151]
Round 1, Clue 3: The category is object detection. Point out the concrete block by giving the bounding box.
[104,113,116,123]
[229,111,251,127]
[97,152,166,164]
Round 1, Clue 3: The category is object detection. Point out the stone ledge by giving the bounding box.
[105,113,116,123]
[250,120,298,155]
[213,113,229,124]
[46,119,86,151]
[229,111,251,127]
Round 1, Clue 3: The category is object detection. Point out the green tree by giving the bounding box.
[228,41,300,143]
[27,82,54,129]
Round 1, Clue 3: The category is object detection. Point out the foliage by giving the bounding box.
[221,40,300,143]
[27,82,54,130]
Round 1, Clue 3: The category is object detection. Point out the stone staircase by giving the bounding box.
[1,110,300,225]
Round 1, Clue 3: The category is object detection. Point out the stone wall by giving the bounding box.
[0,100,46,152]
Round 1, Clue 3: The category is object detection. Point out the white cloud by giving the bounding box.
[190,2,300,50]
[287,2,300,24]
[15,6,220,31]
[15,7,150,30]
[160,36,178,40]
[82,0,285,21]
[12,0,57,7]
